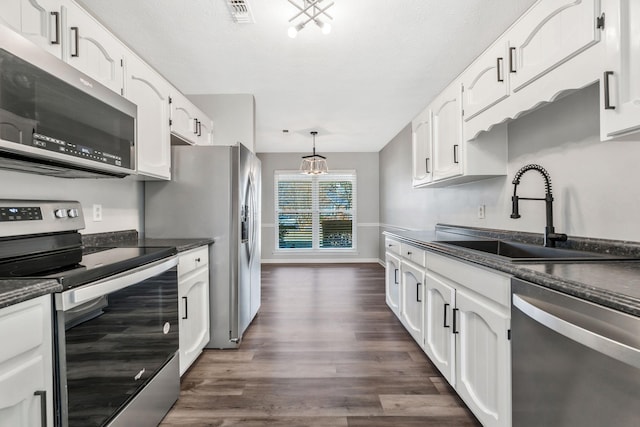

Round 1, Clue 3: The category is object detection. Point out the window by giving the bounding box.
[275,171,356,250]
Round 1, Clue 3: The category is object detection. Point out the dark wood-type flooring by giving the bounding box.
[160,263,481,426]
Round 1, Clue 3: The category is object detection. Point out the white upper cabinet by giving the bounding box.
[123,52,171,180]
[509,0,601,93]
[62,0,125,94]
[411,107,433,187]
[462,38,511,121]
[0,0,62,58]
[600,0,640,139]
[170,92,213,146]
[431,81,464,182]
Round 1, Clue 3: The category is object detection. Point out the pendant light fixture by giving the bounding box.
[287,0,334,38]
[300,131,328,175]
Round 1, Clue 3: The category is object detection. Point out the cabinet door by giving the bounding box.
[170,92,199,145]
[462,39,510,121]
[178,268,210,376]
[411,107,433,187]
[431,82,463,181]
[124,53,171,180]
[385,252,401,318]
[0,0,62,58]
[62,0,124,93]
[400,262,424,346]
[509,0,601,93]
[600,0,640,139]
[455,289,511,427]
[0,296,53,427]
[424,271,456,386]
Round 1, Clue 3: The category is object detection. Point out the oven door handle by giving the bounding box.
[63,257,178,309]
[513,294,640,369]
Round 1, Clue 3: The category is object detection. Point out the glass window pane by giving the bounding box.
[319,181,352,210]
[278,181,312,210]
[278,213,313,249]
[319,213,353,248]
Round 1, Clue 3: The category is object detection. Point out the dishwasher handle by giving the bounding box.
[513,294,640,369]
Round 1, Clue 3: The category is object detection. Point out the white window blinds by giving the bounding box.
[275,171,357,250]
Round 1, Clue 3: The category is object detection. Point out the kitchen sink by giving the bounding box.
[437,240,633,262]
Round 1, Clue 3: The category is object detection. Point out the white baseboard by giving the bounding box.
[262,258,381,264]
[377,259,385,267]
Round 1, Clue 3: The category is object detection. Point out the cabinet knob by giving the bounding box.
[195,257,201,262]
[407,251,412,255]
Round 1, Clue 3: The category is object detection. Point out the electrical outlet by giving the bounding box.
[477,204,486,219]
[92,204,103,222]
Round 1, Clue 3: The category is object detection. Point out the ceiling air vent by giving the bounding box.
[227,0,255,23]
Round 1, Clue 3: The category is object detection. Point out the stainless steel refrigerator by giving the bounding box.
[145,142,261,349]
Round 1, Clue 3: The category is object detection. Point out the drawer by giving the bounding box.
[0,295,48,363]
[401,243,426,267]
[385,238,401,256]
[427,252,511,307]
[178,245,209,278]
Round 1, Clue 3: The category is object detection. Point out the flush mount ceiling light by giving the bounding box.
[300,131,328,174]
[287,0,334,38]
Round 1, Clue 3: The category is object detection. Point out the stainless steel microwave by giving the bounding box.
[0,24,136,178]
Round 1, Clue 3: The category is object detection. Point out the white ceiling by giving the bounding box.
[78,0,537,153]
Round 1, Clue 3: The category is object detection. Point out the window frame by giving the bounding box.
[274,170,357,253]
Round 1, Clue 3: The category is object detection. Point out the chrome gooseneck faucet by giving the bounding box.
[510,164,567,247]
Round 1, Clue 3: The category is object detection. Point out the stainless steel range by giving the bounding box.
[0,200,179,427]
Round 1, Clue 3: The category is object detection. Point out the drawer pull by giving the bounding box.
[34,390,47,427]
[407,251,412,255]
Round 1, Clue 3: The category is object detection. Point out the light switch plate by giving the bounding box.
[92,204,103,222]
[477,204,485,219]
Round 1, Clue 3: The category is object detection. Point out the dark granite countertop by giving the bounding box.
[384,225,640,317]
[81,230,213,253]
[0,279,62,309]
[116,238,213,253]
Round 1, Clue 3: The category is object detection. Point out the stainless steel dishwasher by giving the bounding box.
[511,278,640,427]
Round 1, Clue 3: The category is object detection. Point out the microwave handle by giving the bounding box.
[513,294,640,369]
[68,257,177,306]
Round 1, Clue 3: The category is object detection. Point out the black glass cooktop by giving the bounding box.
[0,246,176,290]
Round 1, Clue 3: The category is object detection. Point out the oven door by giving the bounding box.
[54,256,179,427]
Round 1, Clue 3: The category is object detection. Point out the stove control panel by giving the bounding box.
[0,200,85,237]
[0,206,43,222]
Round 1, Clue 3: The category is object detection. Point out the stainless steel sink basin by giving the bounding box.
[437,240,632,262]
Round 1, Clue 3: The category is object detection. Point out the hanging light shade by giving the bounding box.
[300,131,328,175]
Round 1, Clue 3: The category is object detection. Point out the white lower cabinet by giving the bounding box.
[385,236,513,427]
[385,252,401,318]
[455,288,511,427]
[400,261,425,346]
[178,246,210,376]
[424,270,455,385]
[0,295,54,427]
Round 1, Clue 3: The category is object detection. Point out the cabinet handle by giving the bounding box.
[416,283,422,302]
[394,268,399,285]
[195,257,201,263]
[182,296,188,320]
[387,244,393,248]
[452,308,459,334]
[34,390,47,427]
[198,120,202,136]
[70,26,79,57]
[407,251,412,255]
[50,12,60,45]
[509,47,516,73]
[604,71,615,110]
[443,303,450,328]
[193,119,199,134]
[453,144,459,164]
[425,157,430,174]
[496,57,504,82]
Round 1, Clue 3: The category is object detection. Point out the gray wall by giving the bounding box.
[0,170,143,234]
[259,152,379,262]
[379,83,640,260]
